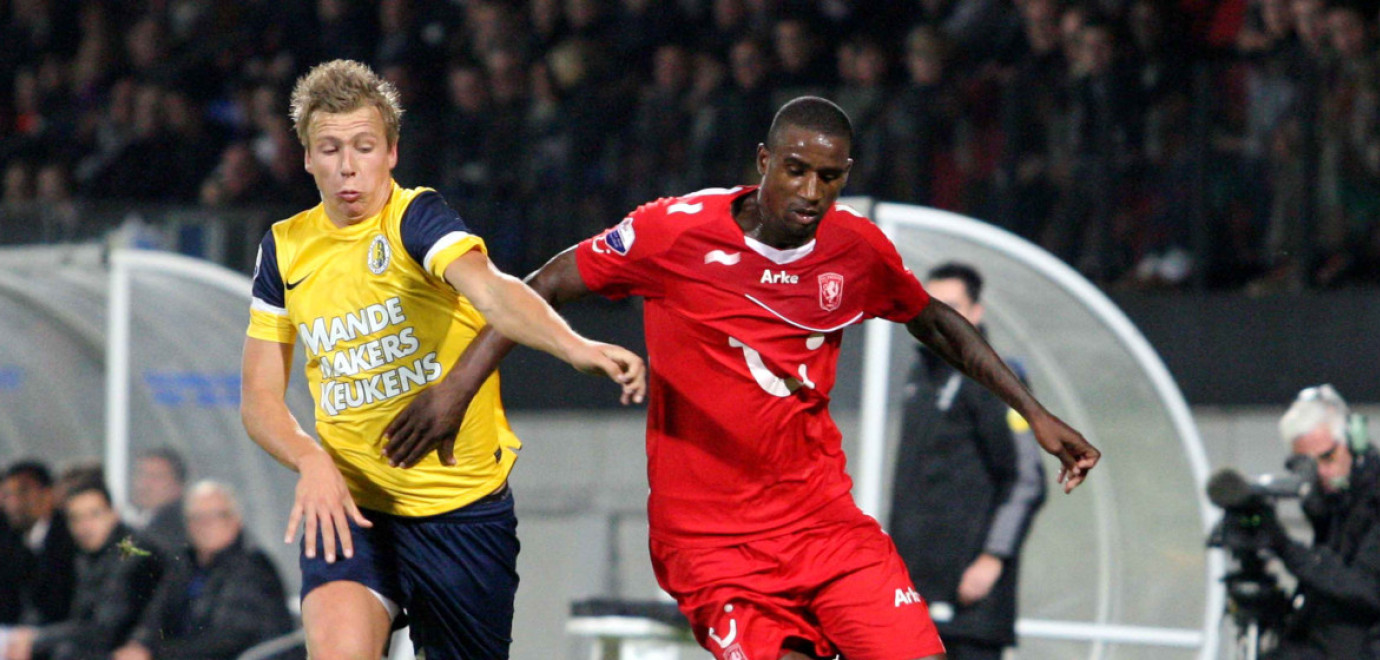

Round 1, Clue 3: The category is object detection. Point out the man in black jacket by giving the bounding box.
[113,480,295,660]
[1,461,78,626]
[888,262,1047,660]
[1257,385,1380,659]
[3,481,163,660]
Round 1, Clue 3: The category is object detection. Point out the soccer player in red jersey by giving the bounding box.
[385,96,1101,660]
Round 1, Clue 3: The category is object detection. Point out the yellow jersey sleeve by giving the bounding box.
[247,229,296,344]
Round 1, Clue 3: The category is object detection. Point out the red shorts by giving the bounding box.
[651,506,945,660]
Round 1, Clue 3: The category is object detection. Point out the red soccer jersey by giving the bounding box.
[575,186,930,546]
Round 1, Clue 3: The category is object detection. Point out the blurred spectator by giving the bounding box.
[521,60,577,266]
[126,448,188,556]
[885,26,961,206]
[772,16,835,105]
[314,0,378,65]
[3,481,163,660]
[33,162,78,242]
[114,481,295,660]
[199,142,280,208]
[0,512,24,625]
[625,43,695,206]
[1312,1,1380,286]
[996,0,1066,239]
[833,35,891,195]
[700,0,751,58]
[1045,18,1143,282]
[3,159,34,207]
[2,461,76,626]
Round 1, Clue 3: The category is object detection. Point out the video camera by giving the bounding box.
[1205,456,1318,644]
[1208,455,1317,552]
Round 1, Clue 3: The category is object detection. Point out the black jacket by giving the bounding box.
[0,516,26,623]
[888,348,1046,646]
[1274,447,1380,659]
[33,524,164,660]
[130,534,295,660]
[20,510,78,625]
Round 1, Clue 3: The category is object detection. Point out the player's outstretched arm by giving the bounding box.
[443,248,644,393]
[385,249,626,467]
[905,300,1101,493]
[241,337,372,561]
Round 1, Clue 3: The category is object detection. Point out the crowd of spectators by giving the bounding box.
[0,451,297,660]
[3,0,1380,289]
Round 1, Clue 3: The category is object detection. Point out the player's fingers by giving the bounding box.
[332,506,354,560]
[439,436,457,466]
[398,431,432,468]
[346,497,373,529]
[319,507,338,563]
[383,415,417,461]
[303,506,319,559]
[284,502,303,544]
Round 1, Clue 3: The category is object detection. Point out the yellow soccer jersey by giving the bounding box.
[247,182,519,517]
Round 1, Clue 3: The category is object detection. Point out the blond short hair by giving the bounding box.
[289,59,403,148]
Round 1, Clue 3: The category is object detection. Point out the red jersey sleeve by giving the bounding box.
[860,223,930,322]
[575,198,680,299]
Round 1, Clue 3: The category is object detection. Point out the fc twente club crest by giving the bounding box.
[818,272,844,311]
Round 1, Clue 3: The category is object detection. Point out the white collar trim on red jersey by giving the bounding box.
[743,236,816,265]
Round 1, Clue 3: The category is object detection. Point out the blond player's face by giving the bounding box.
[304,105,397,227]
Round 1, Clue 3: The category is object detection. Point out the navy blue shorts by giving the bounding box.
[301,488,520,659]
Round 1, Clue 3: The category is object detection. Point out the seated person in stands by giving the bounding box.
[114,481,295,660]
[4,481,164,660]
[2,461,77,625]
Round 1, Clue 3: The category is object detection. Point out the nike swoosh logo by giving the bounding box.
[285,272,313,290]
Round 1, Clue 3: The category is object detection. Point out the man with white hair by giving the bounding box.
[112,481,294,660]
[1260,385,1380,659]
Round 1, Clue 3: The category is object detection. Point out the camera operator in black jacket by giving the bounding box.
[1256,385,1380,660]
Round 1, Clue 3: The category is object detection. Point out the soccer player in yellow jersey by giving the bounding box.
[239,60,646,660]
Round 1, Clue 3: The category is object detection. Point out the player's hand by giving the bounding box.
[382,381,473,468]
[568,341,647,405]
[957,553,1004,606]
[1029,411,1100,493]
[286,452,371,563]
[112,642,153,660]
[4,627,35,660]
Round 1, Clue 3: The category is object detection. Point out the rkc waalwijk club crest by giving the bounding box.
[368,234,391,274]
[818,272,844,311]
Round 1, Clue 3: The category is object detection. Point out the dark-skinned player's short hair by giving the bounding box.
[4,460,53,488]
[766,97,853,149]
[927,262,984,304]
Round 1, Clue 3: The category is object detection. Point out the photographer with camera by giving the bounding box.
[1217,384,1380,659]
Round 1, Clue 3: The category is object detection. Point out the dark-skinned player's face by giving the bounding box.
[755,124,852,245]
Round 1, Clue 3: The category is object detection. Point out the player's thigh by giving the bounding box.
[809,524,945,660]
[395,492,520,659]
[299,509,402,659]
[302,580,393,660]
